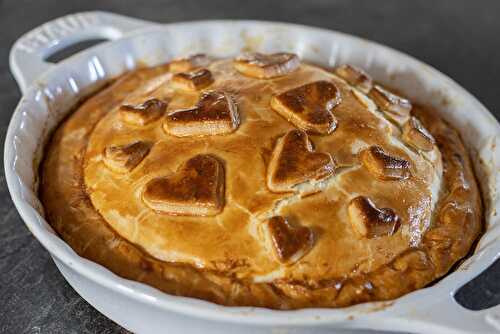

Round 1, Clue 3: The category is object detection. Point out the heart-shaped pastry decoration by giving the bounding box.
[267,129,335,192]
[103,141,152,173]
[163,90,240,137]
[334,64,373,94]
[169,54,211,73]
[142,154,225,216]
[359,146,411,180]
[270,80,341,134]
[171,68,214,91]
[402,117,435,152]
[368,85,412,125]
[348,196,400,239]
[119,99,167,126]
[234,52,300,79]
[261,216,314,264]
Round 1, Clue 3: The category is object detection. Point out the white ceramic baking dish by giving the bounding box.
[6,11,500,334]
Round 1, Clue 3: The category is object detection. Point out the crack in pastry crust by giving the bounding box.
[40,57,482,309]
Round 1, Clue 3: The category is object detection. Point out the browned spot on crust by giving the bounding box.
[359,146,411,180]
[172,68,214,91]
[402,117,435,151]
[164,91,240,137]
[264,216,314,264]
[119,99,167,126]
[334,64,373,93]
[348,196,400,238]
[169,54,211,72]
[142,154,225,216]
[270,81,341,134]
[234,52,300,79]
[103,141,152,173]
[267,129,335,192]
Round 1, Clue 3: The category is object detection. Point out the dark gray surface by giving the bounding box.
[0,0,499,333]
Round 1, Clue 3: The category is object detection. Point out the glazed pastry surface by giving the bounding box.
[40,54,482,309]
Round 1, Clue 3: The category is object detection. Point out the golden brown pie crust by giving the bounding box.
[40,56,482,309]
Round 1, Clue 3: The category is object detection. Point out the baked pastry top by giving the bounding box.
[40,52,482,309]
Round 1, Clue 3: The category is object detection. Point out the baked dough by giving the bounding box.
[40,55,482,309]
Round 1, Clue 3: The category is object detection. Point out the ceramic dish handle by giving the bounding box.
[9,11,152,93]
[408,293,500,334]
